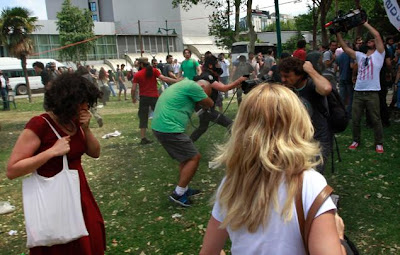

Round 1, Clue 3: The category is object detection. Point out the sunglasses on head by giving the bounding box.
[364,57,370,67]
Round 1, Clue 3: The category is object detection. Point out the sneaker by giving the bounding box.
[169,191,191,207]
[140,138,153,145]
[348,141,359,150]
[375,144,384,153]
[186,187,201,197]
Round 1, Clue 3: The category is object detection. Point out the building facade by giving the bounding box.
[1,0,223,62]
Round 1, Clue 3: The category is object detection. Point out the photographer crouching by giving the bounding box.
[190,55,247,142]
[279,58,332,174]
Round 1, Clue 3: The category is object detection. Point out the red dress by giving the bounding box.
[26,113,106,255]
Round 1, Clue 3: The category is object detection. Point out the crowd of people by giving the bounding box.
[5,20,398,254]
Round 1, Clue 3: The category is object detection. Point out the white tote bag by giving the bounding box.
[22,117,88,248]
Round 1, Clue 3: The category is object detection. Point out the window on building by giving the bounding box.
[89,2,97,12]
[92,15,98,21]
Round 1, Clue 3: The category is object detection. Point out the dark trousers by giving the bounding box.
[138,96,158,128]
[190,108,233,142]
[1,88,9,110]
[352,91,383,145]
[339,79,354,117]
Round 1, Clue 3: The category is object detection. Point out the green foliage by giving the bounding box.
[295,11,314,32]
[56,0,95,62]
[282,31,305,52]
[0,7,39,58]
[264,20,297,32]
[209,11,235,49]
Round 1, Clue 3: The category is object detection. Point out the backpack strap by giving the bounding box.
[296,173,334,253]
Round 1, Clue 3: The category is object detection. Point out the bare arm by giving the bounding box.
[168,70,177,79]
[196,65,202,75]
[308,210,346,255]
[200,216,229,255]
[7,129,70,180]
[211,76,247,92]
[158,74,180,84]
[303,61,332,95]
[198,97,214,109]
[336,33,356,59]
[363,21,384,53]
[131,82,138,103]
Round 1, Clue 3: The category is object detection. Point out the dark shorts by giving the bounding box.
[138,96,158,128]
[119,81,126,91]
[215,92,223,107]
[152,130,199,163]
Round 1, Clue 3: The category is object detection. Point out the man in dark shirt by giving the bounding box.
[33,61,50,89]
[162,55,177,89]
[279,57,332,173]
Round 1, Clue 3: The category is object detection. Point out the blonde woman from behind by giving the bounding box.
[200,84,346,255]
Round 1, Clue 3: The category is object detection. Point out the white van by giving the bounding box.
[0,57,66,95]
[231,42,276,63]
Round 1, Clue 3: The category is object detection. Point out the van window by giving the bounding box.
[2,69,37,78]
[255,46,272,55]
[232,45,248,54]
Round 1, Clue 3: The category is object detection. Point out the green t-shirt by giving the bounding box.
[181,59,199,80]
[151,79,208,133]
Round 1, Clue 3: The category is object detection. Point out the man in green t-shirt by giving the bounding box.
[179,49,202,80]
[152,78,213,207]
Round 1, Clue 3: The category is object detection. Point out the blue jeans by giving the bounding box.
[1,88,9,110]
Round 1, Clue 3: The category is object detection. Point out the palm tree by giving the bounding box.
[0,7,39,103]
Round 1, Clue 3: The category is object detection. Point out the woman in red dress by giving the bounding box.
[7,73,106,255]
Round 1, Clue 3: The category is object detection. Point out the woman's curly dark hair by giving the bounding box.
[45,73,101,125]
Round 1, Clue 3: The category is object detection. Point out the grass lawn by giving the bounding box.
[0,94,399,255]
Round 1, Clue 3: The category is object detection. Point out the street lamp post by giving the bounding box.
[157,20,177,55]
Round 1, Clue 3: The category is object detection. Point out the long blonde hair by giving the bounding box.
[213,84,322,233]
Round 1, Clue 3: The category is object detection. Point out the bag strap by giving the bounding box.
[42,116,69,170]
[296,173,334,253]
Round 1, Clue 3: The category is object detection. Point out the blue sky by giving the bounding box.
[0,0,48,19]
[0,0,309,20]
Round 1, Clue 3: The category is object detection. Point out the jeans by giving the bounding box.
[352,91,383,145]
[190,108,233,142]
[1,88,9,110]
[339,79,353,117]
[108,81,116,96]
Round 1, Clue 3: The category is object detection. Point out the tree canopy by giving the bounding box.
[56,0,94,62]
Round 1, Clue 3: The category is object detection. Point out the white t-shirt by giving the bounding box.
[220,59,230,77]
[354,50,385,91]
[212,169,336,255]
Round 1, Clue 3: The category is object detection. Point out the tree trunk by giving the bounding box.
[247,0,257,53]
[234,0,241,41]
[227,0,231,28]
[21,55,32,103]
[320,0,333,46]
[312,1,320,50]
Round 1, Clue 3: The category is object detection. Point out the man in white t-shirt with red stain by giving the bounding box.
[336,21,385,153]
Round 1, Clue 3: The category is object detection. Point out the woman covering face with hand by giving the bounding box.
[7,73,106,255]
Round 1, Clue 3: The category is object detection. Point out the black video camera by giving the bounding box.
[241,74,273,94]
[325,9,367,34]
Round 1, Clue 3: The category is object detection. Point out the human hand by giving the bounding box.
[79,109,91,130]
[303,61,315,74]
[335,213,345,239]
[51,136,71,157]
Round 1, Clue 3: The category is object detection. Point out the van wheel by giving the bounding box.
[16,85,28,95]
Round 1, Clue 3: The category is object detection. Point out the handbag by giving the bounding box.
[22,117,88,248]
[295,174,359,255]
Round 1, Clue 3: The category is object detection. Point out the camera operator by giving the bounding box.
[190,55,248,142]
[336,21,385,153]
[279,57,332,174]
